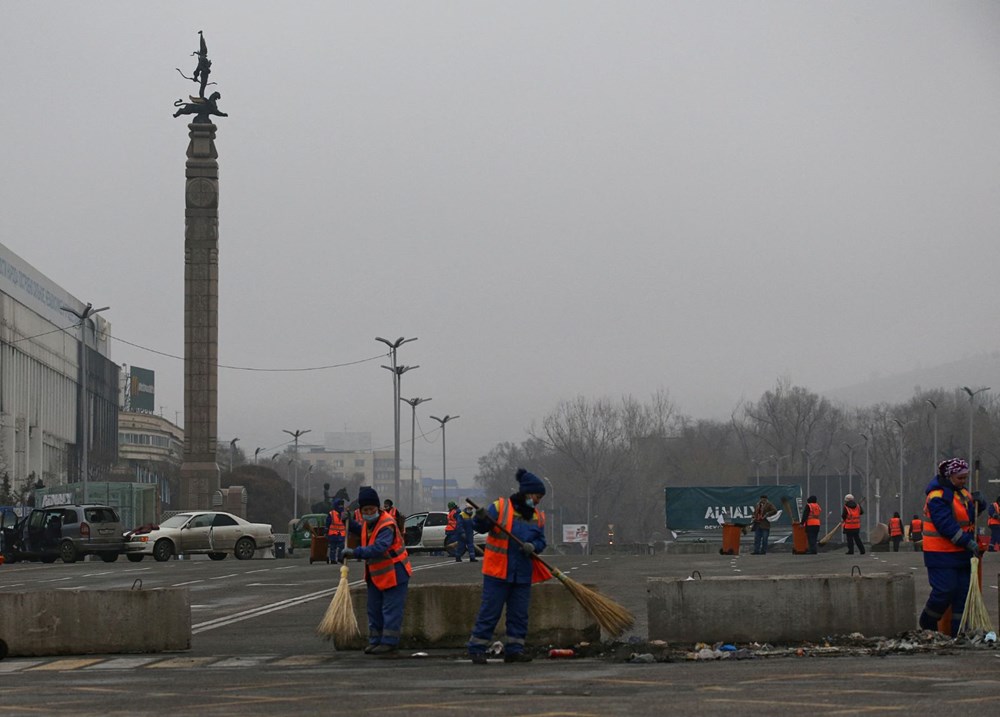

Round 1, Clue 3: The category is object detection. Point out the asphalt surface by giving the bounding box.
[1,545,998,715]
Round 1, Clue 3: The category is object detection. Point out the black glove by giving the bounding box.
[966,540,982,559]
[340,548,355,563]
[522,542,536,556]
[972,490,985,503]
[475,507,488,521]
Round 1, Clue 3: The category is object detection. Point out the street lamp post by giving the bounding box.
[229,437,239,474]
[962,386,991,469]
[401,396,431,513]
[892,419,908,518]
[430,415,459,510]
[860,432,872,534]
[802,449,821,499]
[770,454,789,485]
[376,336,418,507]
[382,362,418,505]
[254,447,263,465]
[283,428,311,519]
[842,442,855,496]
[304,465,314,506]
[61,301,110,501]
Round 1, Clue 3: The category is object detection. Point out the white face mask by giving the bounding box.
[362,512,379,523]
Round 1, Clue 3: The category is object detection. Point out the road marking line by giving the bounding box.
[272,655,328,666]
[209,573,238,580]
[247,583,304,587]
[39,577,72,583]
[0,660,45,673]
[84,656,161,670]
[145,656,217,669]
[82,571,113,577]
[245,568,271,574]
[172,580,205,587]
[209,655,279,668]
[27,658,103,671]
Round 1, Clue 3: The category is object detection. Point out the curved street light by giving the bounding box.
[430,415,459,510]
[283,428,311,519]
[376,336,418,506]
[401,396,432,513]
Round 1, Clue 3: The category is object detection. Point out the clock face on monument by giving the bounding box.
[186,177,217,208]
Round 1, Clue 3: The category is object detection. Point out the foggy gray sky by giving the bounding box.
[3,2,999,484]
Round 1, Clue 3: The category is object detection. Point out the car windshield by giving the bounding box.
[160,514,194,528]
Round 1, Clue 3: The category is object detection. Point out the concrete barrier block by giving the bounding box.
[663,542,715,555]
[340,582,599,649]
[648,572,914,643]
[0,588,190,657]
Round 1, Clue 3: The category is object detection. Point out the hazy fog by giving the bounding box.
[2,2,999,482]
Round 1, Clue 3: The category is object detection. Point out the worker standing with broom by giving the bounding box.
[918,458,986,635]
[467,468,548,664]
[340,487,412,656]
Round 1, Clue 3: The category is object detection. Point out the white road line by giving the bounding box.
[245,568,271,574]
[82,571,113,577]
[209,573,238,580]
[246,583,303,587]
[39,576,72,583]
[191,559,455,634]
[172,580,205,587]
[57,586,88,590]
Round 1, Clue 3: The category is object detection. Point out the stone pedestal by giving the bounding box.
[180,122,220,509]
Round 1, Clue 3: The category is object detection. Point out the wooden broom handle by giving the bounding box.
[465,499,558,574]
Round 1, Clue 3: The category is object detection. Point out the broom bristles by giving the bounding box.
[317,564,360,644]
[552,567,635,637]
[958,556,993,635]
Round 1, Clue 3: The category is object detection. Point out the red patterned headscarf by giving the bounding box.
[938,458,969,478]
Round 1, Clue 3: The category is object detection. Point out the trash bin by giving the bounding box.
[720,523,742,555]
[309,529,329,564]
[791,523,808,554]
[274,541,286,559]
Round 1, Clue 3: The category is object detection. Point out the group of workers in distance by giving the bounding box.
[323,468,548,661]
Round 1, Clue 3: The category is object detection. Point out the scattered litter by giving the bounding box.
[488,641,504,656]
[986,632,997,644]
[548,649,575,658]
[411,652,429,657]
[629,652,656,663]
[649,640,667,647]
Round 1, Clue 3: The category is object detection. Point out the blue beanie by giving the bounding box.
[333,498,344,510]
[516,468,545,496]
[358,486,380,508]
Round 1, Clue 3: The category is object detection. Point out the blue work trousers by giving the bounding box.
[924,564,972,636]
[990,525,1000,551]
[753,527,769,554]
[366,580,409,647]
[327,535,344,564]
[454,526,476,561]
[467,576,532,656]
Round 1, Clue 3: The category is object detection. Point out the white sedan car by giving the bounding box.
[403,511,487,554]
[125,511,275,562]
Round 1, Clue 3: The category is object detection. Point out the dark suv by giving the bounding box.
[3,504,125,563]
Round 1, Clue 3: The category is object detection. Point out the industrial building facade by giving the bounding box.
[0,242,118,495]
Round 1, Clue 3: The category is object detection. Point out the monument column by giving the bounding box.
[180,121,221,509]
[174,31,227,510]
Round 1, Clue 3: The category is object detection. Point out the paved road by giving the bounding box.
[1,547,998,715]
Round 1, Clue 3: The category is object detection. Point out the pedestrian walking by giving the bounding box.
[340,486,412,655]
[801,496,821,554]
[325,498,347,564]
[842,494,865,555]
[750,494,777,555]
[909,514,923,550]
[383,499,405,531]
[918,458,987,635]
[988,497,1000,552]
[888,512,904,552]
[467,468,548,664]
[454,504,478,562]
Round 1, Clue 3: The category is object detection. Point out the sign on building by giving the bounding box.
[129,366,155,412]
[664,485,802,531]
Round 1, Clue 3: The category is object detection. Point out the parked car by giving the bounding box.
[124,511,275,562]
[1,504,125,564]
[403,511,486,553]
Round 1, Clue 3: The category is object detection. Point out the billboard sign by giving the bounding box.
[562,524,589,544]
[129,366,155,412]
[664,485,802,531]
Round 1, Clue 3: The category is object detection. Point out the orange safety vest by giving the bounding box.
[482,498,551,584]
[843,504,861,530]
[910,518,923,537]
[805,503,821,527]
[922,488,973,553]
[360,511,412,589]
[446,508,458,532]
[889,517,902,537]
[989,502,1000,527]
[327,510,345,537]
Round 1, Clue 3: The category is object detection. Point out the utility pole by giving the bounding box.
[283,428,311,518]
[430,415,459,510]
[401,396,431,513]
[376,336,418,506]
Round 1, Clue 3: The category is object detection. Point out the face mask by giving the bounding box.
[464,508,473,515]
[525,498,535,508]
[363,512,379,523]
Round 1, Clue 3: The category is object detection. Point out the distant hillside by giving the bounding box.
[823,352,1000,408]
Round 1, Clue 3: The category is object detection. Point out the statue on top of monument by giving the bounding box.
[173,31,227,123]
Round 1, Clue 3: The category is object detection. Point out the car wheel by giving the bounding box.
[233,537,255,560]
[100,552,120,563]
[208,552,227,561]
[152,539,174,562]
[60,541,79,563]
[126,553,144,563]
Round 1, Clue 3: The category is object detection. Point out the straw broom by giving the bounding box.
[316,561,360,644]
[818,522,841,546]
[957,556,993,635]
[467,500,634,637]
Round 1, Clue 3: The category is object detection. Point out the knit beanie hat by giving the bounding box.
[516,468,546,495]
[358,486,380,508]
[939,458,969,479]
